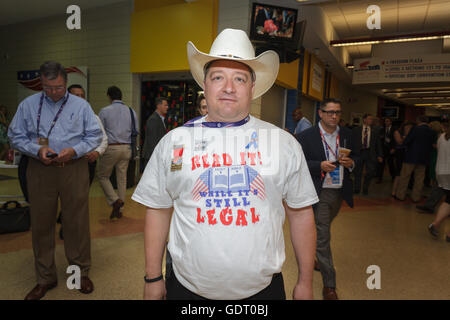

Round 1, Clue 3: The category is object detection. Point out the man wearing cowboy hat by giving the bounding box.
[132,29,318,300]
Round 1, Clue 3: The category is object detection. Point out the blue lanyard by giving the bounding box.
[37,92,70,138]
[184,116,250,128]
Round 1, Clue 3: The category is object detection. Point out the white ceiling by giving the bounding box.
[0,0,129,26]
[319,0,450,58]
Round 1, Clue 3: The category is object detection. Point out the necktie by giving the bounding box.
[363,127,368,148]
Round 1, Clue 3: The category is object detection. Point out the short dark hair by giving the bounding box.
[196,94,205,107]
[203,60,256,82]
[107,86,122,100]
[67,84,84,93]
[155,97,168,106]
[321,98,341,109]
[362,113,371,120]
[39,61,67,82]
[417,115,429,123]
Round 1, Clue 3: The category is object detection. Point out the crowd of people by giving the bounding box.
[3,28,449,301]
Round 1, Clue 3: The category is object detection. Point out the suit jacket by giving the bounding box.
[403,124,437,165]
[296,125,360,208]
[352,125,383,160]
[143,112,166,160]
[381,125,395,150]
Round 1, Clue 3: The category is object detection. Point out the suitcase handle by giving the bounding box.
[2,201,22,210]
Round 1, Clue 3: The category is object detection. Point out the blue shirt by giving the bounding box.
[8,91,102,159]
[98,100,138,144]
[294,117,312,135]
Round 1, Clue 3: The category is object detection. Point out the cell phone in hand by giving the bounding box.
[46,152,58,159]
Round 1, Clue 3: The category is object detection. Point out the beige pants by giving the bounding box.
[27,157,91,285]
[97,144,131,206]
[395,163,426,202]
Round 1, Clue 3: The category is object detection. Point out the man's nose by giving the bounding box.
[223,77,236,93]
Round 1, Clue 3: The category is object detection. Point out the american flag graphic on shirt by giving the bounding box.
[191,165,265,201]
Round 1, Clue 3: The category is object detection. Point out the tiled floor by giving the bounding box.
[0,168,449,300]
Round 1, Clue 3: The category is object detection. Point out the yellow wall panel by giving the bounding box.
[307,54,325,101]
[131,0,218,73]
[329,74,339,98]
[276,58,299,89]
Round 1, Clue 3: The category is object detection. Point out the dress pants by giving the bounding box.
[395,163,426,201]
[97,145,131,206]
[354,149,376,193]
[313,188,343,289]
[27,158,91,285]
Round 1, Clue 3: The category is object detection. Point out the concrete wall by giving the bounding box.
[0,1,134,115]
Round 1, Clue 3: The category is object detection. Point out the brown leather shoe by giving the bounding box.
[323,287,338,300]
[24,282,57,300]
[110,199,124,220]
[79,276,94,294]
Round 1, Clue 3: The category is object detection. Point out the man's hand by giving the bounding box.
[85,151,100,163]
[38,146,57,165]
[338,156,354,169]
[293,282,313,300]
[320,161,336,173]
[55,148,76,163]
[143,279,166,300]
[377,156,383,163]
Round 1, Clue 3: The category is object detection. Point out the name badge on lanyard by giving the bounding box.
[319,129,342,187]
[36,92,69,146]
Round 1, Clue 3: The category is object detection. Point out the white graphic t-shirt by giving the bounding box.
[132,116,318,299]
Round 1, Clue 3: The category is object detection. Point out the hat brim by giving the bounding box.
[187,41,279,99]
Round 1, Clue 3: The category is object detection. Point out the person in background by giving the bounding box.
[56,84,108,239]
[352,114,383,195]
[417,121,448,214]
[142,97,168,169]
[376,117,396,183]
[97,86,138,220]
[427,120,450,242]
[427,121,443,186]
[293,107,312,135]
[8,61,102,299]
[391,121,415,197]
[196,94,207,117]
[297,98,358,300]
[395,115,436,202]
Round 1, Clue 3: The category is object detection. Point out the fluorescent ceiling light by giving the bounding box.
[331,31,450,47]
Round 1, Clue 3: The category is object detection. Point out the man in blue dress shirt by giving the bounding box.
[97,86,138,220]
[293,107,312,135]
[8,61,102,300]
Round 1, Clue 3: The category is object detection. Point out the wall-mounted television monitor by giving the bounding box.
[250,2,298,44]
[382,106,399,119]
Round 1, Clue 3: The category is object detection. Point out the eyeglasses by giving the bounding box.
[43,86,65,92]
[320,109,342,116]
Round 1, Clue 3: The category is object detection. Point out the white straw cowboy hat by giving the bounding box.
[187,28,279,99]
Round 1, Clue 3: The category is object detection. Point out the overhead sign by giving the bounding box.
[353,54,450,84]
